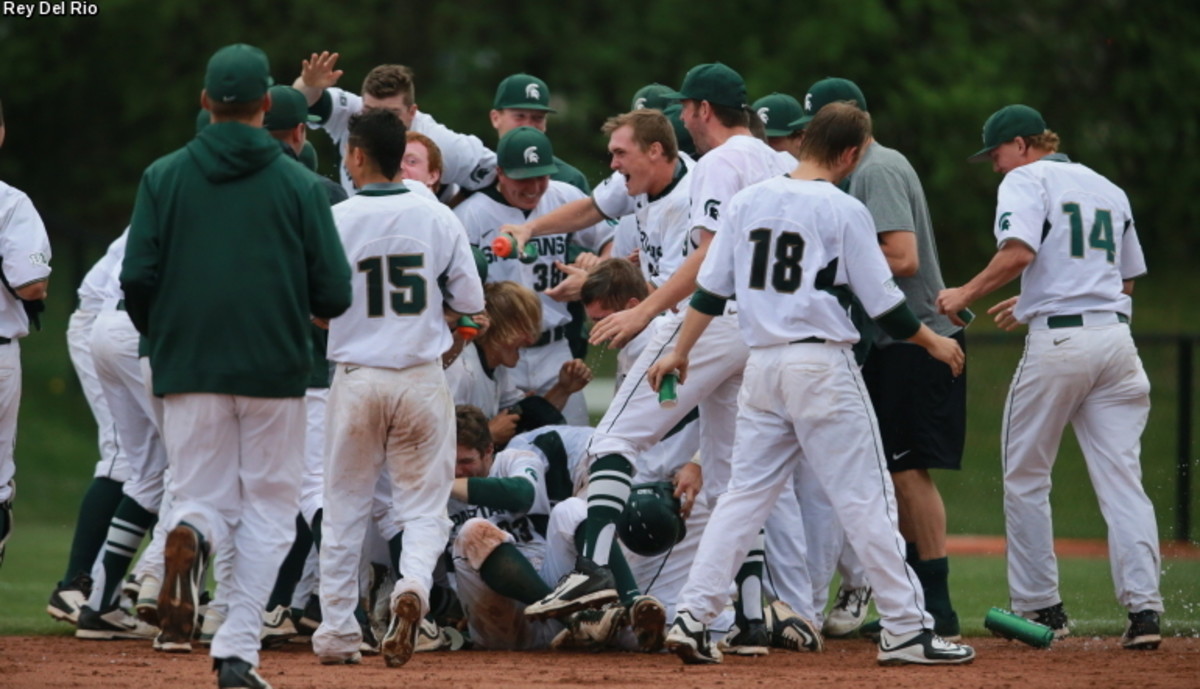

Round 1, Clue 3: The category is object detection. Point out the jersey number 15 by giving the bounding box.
[358,255,427,317]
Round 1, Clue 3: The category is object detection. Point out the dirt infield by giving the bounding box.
[2,635,1197,689]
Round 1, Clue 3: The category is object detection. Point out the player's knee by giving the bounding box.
[455,518,511,570]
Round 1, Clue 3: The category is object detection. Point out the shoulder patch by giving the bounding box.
[703,199,720,221]
[28,252,49,267]
[998,211,1012,232]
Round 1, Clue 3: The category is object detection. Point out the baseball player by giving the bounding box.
[753,92,805,159]
[646,102,974,667]
[795,77,966,640]
[312,108,484,668]
[453,127,605,426]
[294,51,496,199]
[936,104,1163,650]
[48,232,131,624]
[121,44,352,688]
[520,65,802,651]
[401,131,443,192]
[0,96,52,571]
[75,226,169,641]
[490,73,591,194]
[445,405,564,649]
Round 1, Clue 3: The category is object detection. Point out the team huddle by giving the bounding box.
[0,40,1166,689]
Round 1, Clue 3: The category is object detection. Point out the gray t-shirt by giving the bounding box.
[846,141,959,345]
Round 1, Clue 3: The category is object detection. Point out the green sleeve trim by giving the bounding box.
[309,90,334,124]
[689,288,728,316]
[874,302,921,341]
[467,476,535,513]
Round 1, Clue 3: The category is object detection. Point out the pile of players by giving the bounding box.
[25,40,1163,689]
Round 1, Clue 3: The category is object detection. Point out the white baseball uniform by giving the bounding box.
[676,174,935,637]
[314,184,485,659]
[449,448,555,649]
[314,87,497,197]
[444,342,524,419]
[69,233,129,484]
[454,182,613,425]
[994,154,1160,614]
[0,181,52,504]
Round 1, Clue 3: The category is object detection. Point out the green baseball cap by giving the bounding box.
[263,85,321,131]
[631,83,674,111]
[662,62,747,109]
[496,126,559,179]
[753,93,804,137]
[493,73,556,112]
[205,43,273,104]
[789,77,867,130]
[968,104,1047,162]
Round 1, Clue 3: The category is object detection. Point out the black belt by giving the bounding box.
[1047,313,1128,329]
[0,337,10,345]
[789,336,826,344]
[533,325,568,348]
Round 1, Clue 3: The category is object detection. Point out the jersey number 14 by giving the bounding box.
[1062,203,1115,263]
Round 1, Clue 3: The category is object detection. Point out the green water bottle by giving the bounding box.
[984,607,1054,648]
[658,373,678,408]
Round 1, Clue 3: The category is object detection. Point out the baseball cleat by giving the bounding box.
[318,650,363,665]
[198,606,225,647]
[75,604,160,641]
[47,573,93,624]
[822,585,872,637]
[876,628,975,665]
[214,656,273,689]
[158,523,207,650]
[551,603,627,651]
[1121,610,1162,650]
[717,619,770,656]
[524,556,617,619]
[381,592,422,668]
[1019,602,1070,639]
[135,574,161,627]
[260,605,298,648]
[629,595,667,653]
[666,611,723,665]
[765,599,824,652]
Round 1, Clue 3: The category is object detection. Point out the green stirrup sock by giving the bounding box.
[479,542,552,605]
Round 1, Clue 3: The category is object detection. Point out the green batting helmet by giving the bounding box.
[616,482,686,556]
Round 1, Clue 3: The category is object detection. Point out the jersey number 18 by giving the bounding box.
[748,228,806,293]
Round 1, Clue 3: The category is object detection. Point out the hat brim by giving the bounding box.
[496,103,557,113]
[502,163,559,180]
[788,114,814,130]
[659,88,689,101]
[764,127,794,137]
[966,145,996,163]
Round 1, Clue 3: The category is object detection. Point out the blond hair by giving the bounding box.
[478,281,541,348]
[1024,130,1061,153]
[601,110,678,161]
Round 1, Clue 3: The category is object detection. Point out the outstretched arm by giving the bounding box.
[294,51,344,105]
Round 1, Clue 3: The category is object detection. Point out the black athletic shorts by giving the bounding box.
[861,330,966,473]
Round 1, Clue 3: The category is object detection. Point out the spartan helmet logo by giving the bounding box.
[703,199,720,221]
[523,146,540,164]
[998,211,1013,232]
[635,97,647,109]
[804,92,813,113]
[757,106,770,124]
[525,83,541,100]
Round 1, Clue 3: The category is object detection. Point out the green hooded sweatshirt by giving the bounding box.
[121,121,352,398]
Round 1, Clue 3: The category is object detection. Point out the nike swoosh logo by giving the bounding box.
[891,450,911,461]
[345,366,360,374]
[1053,338,1070,346]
